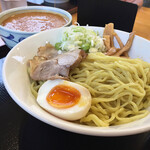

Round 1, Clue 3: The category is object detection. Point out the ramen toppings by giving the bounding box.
[28,43,87,81]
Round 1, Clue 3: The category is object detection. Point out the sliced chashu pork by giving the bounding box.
[37,43,58,59]
[28,46,87,81]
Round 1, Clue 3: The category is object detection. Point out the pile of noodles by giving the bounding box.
[69,52,150,127]
[30,52,150,127]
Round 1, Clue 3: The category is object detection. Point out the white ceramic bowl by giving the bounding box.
[3,26,150,136]
[0,6,72,49]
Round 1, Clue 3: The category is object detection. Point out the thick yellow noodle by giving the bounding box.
[69,52,150,127]
[27,67,44,98]
[30,80,44,98]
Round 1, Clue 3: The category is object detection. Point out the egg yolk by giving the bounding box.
[46,85,81,108]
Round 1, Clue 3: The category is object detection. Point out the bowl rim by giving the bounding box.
[0,6,72,34]
[3,26,150,137]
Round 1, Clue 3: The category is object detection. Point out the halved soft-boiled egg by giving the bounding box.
[37,79,91,121]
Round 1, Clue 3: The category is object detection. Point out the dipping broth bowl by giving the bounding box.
[0,6,72,49]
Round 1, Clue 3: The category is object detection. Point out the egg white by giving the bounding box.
[37,79,92,121]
